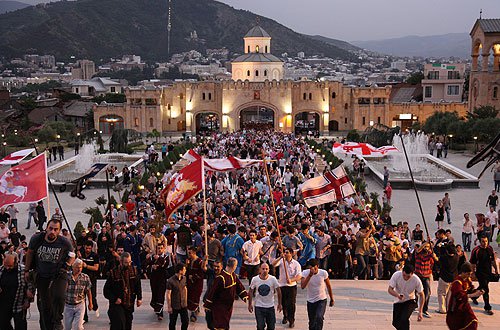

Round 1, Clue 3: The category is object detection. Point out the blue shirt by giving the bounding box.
[297,230,318,267]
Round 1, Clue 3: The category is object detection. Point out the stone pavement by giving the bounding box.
[26,279,500,329]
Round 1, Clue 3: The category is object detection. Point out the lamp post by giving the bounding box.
[2,142,6,157]
[448,134,453,150]
[473,136,478,153]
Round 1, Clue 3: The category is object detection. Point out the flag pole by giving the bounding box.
[398,134,430,239]
[201,157,209,258]
[31,141,76,246]
[263,159,289,282]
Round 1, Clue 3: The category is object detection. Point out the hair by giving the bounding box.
[84,241,93,247]
[227,224,237,234]
[459,262,473,274]
[227,257,238,269]
[175,263,186,273]
[307,258,319,268]
[188,246,197,253]
[47,218,62,229]
[385,225,393,232]
[73,258,83,267]
[403,264,414,274]
[249,229,257,235]
[287,226,295,234]
[436,229,446,236]
[128,225,136,232]
[120,252,131,260]
[270,231,279,238]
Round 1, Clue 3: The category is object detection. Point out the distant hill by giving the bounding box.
[0,0,30,14]
[352,33,470,58]
[307,35,361,52]
[0,0,355,61]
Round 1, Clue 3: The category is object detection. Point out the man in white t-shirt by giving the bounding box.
[388,264,424,329]
[242,230,264,284]
[300,259,334,330]
[272,247,302,328]
[248,263,282,330]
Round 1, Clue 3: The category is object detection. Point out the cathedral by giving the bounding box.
[94,25,476,136]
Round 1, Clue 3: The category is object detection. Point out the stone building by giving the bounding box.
[469,19,500,112]
[94,26,468,135]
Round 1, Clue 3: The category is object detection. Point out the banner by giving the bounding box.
[0,148,35,165]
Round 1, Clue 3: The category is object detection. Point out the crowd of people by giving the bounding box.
[0,130,498,330]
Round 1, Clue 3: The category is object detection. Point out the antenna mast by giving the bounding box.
[167,0,172,57]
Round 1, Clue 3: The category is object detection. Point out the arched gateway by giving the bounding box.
[239,105,275,130]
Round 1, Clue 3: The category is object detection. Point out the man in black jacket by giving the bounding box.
[103,252,142,330]
[436,243,458,314]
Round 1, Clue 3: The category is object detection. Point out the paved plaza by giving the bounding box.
[10,149,500,329]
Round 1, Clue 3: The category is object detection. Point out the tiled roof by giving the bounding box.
[478,19,500,33]
[233,53,281,63]
[245,26,271,38]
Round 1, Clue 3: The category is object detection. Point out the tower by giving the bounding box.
[469,18,500,112]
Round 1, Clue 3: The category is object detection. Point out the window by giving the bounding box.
[255,70,259,77]
[377,117,381,124]
[264,70,268,76]
[344,118,348,124]
[424,86,432,98]
[428,71,440,80]
[309,93,312,100]
[493,86,498,99]
[134,118,139,127]
[362,117,366,125]
[167,104,171,110]
[247,46,250,53]
[150,118,154,127]
[202,93,206,100]
[448,71,460,79]
[358,98,370,105]
[265,46,268,53]
[303,93,307,100]
[179,93,184,99]
[256,45,259,53]
[247,70,251,77]
[331,92,336,99]
[447,85,459,95]
[208,93,212,101]
[344,103,348,110]
[110,87,116,93]
[75,87,79,93]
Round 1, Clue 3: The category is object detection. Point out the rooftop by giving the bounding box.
[244,25,271,38]
[233,53,281,63]
[478,18,500,33]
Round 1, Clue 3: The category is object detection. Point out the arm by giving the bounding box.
[24,249,34,281]
[417,291,424,321]
[247,287,254,313]
[135,272,142,306]
[325,277,335,306]
[301,272,312,289]
[276,287,282,312]
[166,289,172,313]
[87,287,94,311]
[388,286,403,300]
[83,262,99,272]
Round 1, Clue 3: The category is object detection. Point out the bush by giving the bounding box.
[346,130,361,142]
[74,221,85,240]
[83,206,104,226]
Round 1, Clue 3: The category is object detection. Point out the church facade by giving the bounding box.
[94,26,469,135]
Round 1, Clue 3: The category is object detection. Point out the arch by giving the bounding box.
[149,118,154,127]
[208,92,212,101]
[247,70,251,77]
[294,111,320,135]
[256,45,260,53]
[331,92,336,99]
[195,112,220,134]
[236,102,278,131]
[264,70,268,77]
[202,92,206,100]
[255,70,259,77]
[99,115,124,134]
[272,69,280,80]
[328,120,339,132]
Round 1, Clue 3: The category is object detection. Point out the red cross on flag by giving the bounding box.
[332,142,399,156]
[301,165,356,207]
[0,148,35,166]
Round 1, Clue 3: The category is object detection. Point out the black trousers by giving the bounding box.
[108,304,134,330]
[84,277,98,321]
[37,276,66,330]
[0,306,27,330]
[383,259,397,280]
[280,285,297,324]
[205,309,214,330]
[392,300,417,330]
[476,273,491,311]
[169,308,188,330]
[246,264,260,284]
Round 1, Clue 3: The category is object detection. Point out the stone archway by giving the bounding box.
[239,105,275,130]
[294,111,320,135]
[195,112,220,135]
[329,120,339,132]
[99,115,124,134]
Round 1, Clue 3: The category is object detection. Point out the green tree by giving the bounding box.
[406,71,424,85]
[93,93,126,104]
[346,129,361,142]
[109,129,129,153]
[36,126,57,144]
[467,105,498,119]
[422,111,461,135]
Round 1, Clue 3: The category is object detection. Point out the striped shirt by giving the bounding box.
[415,251,434,278]
[65,272,91,305]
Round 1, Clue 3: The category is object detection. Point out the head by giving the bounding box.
[402,264,414,281]
[213,260,223,275]
[45,219,62,241]
[84,241,93,254]
[226,257,238,273]
[2,254,17,271]
[259,262,270,278]
[174,263,186,276]
[187,246,198,259]
[120,252,132,268]
[249,229,257,242]
[72,258,84,275]
[307,258,319,274]
[479,235,489,248]
[459,262,474,279]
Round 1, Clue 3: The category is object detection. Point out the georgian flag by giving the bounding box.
[301,165,356,207]
[0,148,35,165]
[332,142,399,156]
[182,149,262,172]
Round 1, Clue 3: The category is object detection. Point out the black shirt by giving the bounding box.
[80,248,99,279]
[0,268,18,305]
[487,194,498,207]
[28,233,74,278]
[439,254,459,283]
[470,246,495,275]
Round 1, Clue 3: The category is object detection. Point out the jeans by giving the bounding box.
[84,277,98,322]
[392,299,417,330]
[37,276,67,330]
[176,253,187,264]
[169,308,188,330]
[307,299,327,330]
[280,285,297,324]
[356,254,369,279]
[64,302,85,330]
[27,213,36,229]
[0,307,27,330]
[255,306,276,330]
[245,264,260,284]
[9,218,17,230]
[495,180,500,192]
[417,276,431,313]
[462,232,472,252]
[445,207,451,223]
[437,278,451,313]
[383,259,397,280]
[476,273,491,311]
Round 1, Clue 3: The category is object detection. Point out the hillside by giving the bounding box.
[0,0,30,14]
[307,35,360,52]
[352,33,470,58]
[0,0,355,61]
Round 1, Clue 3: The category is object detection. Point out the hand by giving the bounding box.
[329,299,335,307]
[398,294,404,301]
[137,300,142,307]
[167,307,173,314]
[26,290,34,300]
[417,312,423,322]
[115,298,122,305]
[88,303,93,311]
[287,279,293,285]
[248,304,253,313]
[277,304,282,313]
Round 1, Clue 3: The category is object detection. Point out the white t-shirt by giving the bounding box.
[275,258,302,287]
[250,275,280,308]
[301,269,329,303]
[388,271,423,303]
[242,240,263,265]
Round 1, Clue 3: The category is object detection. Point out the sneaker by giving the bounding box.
[95,309,100,318]
[485,310,494,316]
[282,318,288,324]
[423,312,432,318]
[472,299,479,305]
[435,310,446,314]
[289,322,295,328]
[190,314,197,322]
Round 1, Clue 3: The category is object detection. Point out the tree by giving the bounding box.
[467,105,499,120]
[421,111,461,136]
[93,93,126,104]
[346,129,361,142]
[406,72,424,85]
[109,129,129,153]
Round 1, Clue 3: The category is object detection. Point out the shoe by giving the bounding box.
[472,299,479,305]
[485,310,494,315]
[190,314,197,322]
[423,312,432,318]
[95,309,100,318]
[282,318,287,324]
[289,322,295,328]
[354,276,358,280]
[435,310,446,314]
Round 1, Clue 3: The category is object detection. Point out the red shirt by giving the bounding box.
[415,251,434,278]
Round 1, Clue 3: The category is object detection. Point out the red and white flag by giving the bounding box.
[162,158,203,220]
[182,149,261,172]
[332,142,399,156]
[0,153,48,208]
[301,165,356,207]
[0,148,35,165]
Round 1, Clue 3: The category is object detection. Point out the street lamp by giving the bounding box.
[2,142,6,157]
[473,136,478,153]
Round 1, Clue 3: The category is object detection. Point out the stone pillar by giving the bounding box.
[481,52,490,72]
[471,54,479,71]
[494,54,500,72]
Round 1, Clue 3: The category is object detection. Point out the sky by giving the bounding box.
[217,0,500,41]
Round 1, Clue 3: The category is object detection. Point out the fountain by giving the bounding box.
[361,133,479,190]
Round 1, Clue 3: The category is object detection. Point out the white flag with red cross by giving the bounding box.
[0,148,35,166]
